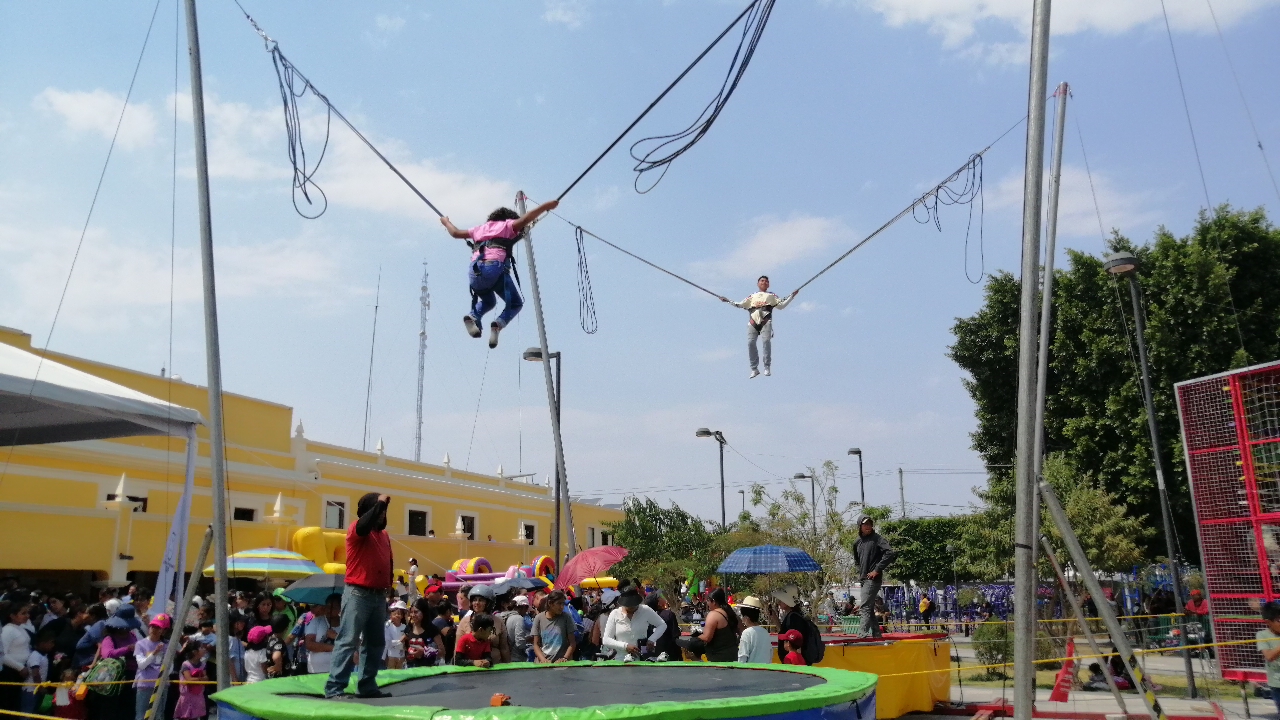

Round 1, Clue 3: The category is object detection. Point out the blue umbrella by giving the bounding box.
[717,545,820,574]
[281,572,345,605]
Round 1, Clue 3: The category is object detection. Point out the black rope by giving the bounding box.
[556,0,771,202]
[574,227,599,334]
[233,1,445,218]
[628,0,778,193]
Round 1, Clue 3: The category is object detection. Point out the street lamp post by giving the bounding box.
[847,448,865,506]
[1103,250,1198,698]
[794,472,816,535]
[696,428,727,526]
[524,347,563,561]
[738,489,746,514]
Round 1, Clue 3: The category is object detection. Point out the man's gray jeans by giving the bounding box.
[324,584,387,697]
[748,321,773,370]
[856,576,883,638]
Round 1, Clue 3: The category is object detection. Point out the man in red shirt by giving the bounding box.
[324,493,394,699]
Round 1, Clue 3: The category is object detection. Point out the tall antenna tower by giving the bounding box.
[414,261,430,462]
[361,268,381,452]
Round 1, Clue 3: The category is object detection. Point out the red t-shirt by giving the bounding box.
[783,650,806,666]
[345,522,392,589]
[456,633,492,661]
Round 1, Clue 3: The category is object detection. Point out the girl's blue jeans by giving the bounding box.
[468,260,523,328]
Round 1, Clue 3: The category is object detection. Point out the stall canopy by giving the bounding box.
[0,342,203,446]
[0,340,203,608]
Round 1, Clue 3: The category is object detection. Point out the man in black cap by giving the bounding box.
[324,492,393,699]
[852,514,896,638]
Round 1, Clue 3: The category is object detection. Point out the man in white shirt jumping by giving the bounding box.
[721,276,798,378]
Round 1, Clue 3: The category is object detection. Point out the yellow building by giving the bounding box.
[0,325,623,590]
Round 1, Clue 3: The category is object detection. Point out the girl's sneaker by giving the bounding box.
[488,323,503,349]
[463,316,481,338]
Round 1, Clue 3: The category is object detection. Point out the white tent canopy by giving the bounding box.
[0,342,203,446]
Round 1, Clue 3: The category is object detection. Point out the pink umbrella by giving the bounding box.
[554,546,629,590]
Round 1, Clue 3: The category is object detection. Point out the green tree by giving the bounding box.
[878,516,971,583]
[605,497,736,599]
[949,205,1280,563]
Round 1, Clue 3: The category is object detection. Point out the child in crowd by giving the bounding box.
[454,613,494,668]
[439,200,559,349]
[134,614,170,720]
[432,604,456,665]
[734,597,773,664]
[1082,662,1110,692]
[52,668,85,720]
[174,642,208,720]
[243,626,272,684]
[779,630,806,666]
[22,630,55,713]
[384,602,407,670]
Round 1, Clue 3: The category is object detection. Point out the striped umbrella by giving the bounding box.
[203,548,322,579]
[716,545,821,574]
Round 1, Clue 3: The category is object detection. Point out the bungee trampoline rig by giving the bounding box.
[213,662,877,720]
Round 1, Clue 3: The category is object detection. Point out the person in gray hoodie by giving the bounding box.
[852,514,897,638]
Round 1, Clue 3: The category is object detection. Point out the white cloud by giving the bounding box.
[34,88,158,151]
[852,0,1280,63]
[544,0,589,28]
[366,14,406,48]
[695,214,851,280]
[375,14,405,33]
[0,217,354,333]
[988,164,1159,239]
[696,347,736,363]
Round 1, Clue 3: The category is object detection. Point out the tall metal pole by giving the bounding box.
[898,468,906,518]
[810,474,817,535]
[1040,536,1129,714]
[1126,273,1198,697]
[362,269,381,451]
[414,262,429,462]
[1014,0,1053,715]
[1031,82,1069,567]
[517,191,576,560]
[718,436,726,527]
[857,453,865,507]
[1040,481,1166,720]
[552,352,561,562]
[183,0,231,691]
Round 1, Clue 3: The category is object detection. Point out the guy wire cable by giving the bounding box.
[232,0,445,218]
[575,227,599,334]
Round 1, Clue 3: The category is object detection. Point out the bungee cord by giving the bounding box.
[556,0,776,202]
[574,227,599,334]
[233,0,445,219]
[628,0,778,193]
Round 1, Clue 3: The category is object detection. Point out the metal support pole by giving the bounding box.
[718,437,726,527]
[552,353,561,562]
[183,0,231,690]
[1126,274,1198,697]
[1040,481,1166,720]
[898,468,906,518]
[857,453,865,507]
[810,473,817,534]
[148,526,213,720]
[1040,535,1128,714]
[517,191,575,560]
[1014,0,1052,715]
[1031,82,1068,570]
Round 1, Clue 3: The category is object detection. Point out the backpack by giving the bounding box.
[790,613,825,665]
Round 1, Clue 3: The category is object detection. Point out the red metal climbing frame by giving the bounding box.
[1176,359,1280,682]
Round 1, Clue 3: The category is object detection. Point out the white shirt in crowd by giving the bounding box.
[384,621,405,659]
[24,650,48,692]
[243,648,268,684]
[306,615,334,674]
[601,606,667,655]
[0,624,30,673]
[737,625,773,664]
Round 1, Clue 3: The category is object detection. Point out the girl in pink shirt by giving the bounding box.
[440,200,558,348]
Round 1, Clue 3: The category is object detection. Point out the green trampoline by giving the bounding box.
[213,661,878,720]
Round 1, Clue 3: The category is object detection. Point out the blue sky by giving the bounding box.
[2,0,1278,522]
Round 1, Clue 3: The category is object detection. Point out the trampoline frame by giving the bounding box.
[213,661,877,720]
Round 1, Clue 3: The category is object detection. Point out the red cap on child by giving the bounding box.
[779,630,803,643]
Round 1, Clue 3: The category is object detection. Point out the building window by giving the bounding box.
[107,494,148,512]
[588,527,597,548]
[459,514,476,541]
[233,507,256,522]
[522,523,536,546]
[600,531,614,546]
[324,500,346,529]
[408,510,429,537]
